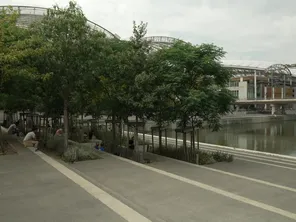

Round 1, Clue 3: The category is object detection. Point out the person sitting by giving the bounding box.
[7,121,20,136]
[55,128,63,137]
[23,127,39,151]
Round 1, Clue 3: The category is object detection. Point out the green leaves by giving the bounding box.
[136,40,234,130]
[0,2,234,135]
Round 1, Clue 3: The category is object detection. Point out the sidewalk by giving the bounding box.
[72,152,296,222]
[1,138,296,222]
[0,140,126,222]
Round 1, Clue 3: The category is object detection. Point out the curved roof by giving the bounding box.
[0,5,119,39]
[144,36,181,50]
[143,36,181,44]
[221,60,275,70]
[222,59,296,76]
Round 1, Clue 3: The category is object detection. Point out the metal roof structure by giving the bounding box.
[144,36,181,50]
[0,5,119,39]
[222,59,296,77]
[2,5,296,77]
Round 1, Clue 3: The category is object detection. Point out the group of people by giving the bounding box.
[6,120,64,151]
[6,120,39,151]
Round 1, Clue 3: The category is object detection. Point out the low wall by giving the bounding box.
[220,115,296,126]
[124,132,296,161]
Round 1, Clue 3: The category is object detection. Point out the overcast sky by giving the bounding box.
[3,0,296,63]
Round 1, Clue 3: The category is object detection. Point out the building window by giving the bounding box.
[229,81,239,87]
[230,90,239,98]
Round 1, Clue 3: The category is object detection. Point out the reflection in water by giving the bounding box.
[145,121,296,156]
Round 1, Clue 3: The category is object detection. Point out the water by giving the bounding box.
[198,121,296,156]
[146,120,296,157]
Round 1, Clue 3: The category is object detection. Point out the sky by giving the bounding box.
[3,0,296,63]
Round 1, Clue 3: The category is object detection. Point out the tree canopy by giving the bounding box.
[0,1,234,151]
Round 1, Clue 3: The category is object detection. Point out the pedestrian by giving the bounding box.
[23,127,39,151]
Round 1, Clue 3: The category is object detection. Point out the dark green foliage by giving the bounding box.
[0,2,235,161]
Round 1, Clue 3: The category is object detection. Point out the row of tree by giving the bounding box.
[0,2,234,151]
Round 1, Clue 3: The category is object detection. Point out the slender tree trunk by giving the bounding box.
[182,118,187,161]
[0,124,4,154]
[134,116,139,160]
[191,128,195,163]
[120,118,123,147]
[63,99,69,151]
[158,127,162,152]
[183,132,187,161]
[44,115,49,147]
[126,124,130,157]
[196,128,200,165]
[111,112,116,153]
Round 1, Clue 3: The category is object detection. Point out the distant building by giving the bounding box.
[0,5,119,39]
[222,60,296,110]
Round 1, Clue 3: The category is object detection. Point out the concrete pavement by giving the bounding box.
[1,138,296,222]
[72,152,296,222]
[0,140,126,222]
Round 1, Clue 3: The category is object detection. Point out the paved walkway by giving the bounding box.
[0,140,126,222]
[1,138,296,222]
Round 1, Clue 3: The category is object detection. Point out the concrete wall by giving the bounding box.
[220,114,296,126]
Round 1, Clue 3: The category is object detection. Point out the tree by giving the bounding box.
[135,49,175,150]
[90,38,135,151]
[137,41,234,157]
[31,1,106,150]
[149,41,234,130]
[0,6,55,117]
[125,21,151,155]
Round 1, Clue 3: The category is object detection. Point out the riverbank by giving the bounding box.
[221,114,296,126]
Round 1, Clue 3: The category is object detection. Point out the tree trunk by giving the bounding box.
[158,128,162,152]
[134,116,140,161]
[191,128,195,163]
[126,124,130,157]
[183,132,187,161]
[44,116,49,147]
[0,124,4,154]
[63,99,69,151]
[111,112,116,153]
[120,119,124,147]
[196,128,200,165]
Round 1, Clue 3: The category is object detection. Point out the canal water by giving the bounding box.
[147,120,296,157]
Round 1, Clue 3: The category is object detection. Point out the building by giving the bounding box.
[3,5,296,113]
[0,5,119,39]
[222,60,296,110]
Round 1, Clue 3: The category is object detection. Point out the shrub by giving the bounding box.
[212,151,234,163]
[40,133,101,163]
[62,142,101,163]
[151,143,233,165]
[198,151,216,165]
